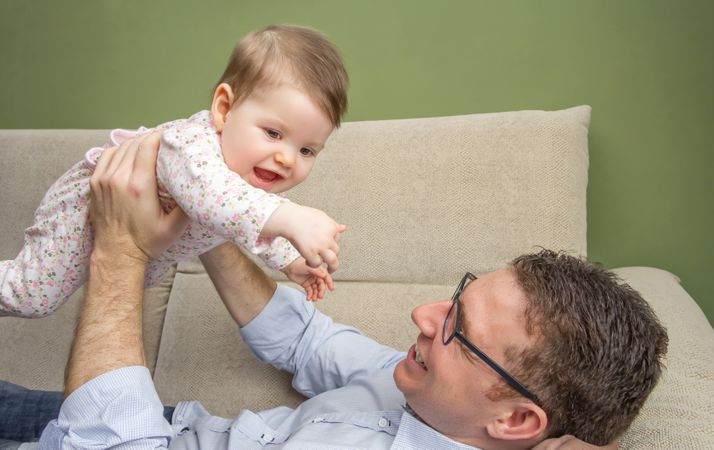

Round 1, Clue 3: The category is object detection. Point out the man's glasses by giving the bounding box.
[442,272,541,405]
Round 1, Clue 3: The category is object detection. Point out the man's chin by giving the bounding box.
[393,359,408,389]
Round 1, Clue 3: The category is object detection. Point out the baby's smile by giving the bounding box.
[251,167,284,190]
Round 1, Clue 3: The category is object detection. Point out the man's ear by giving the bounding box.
[485,402,548,442]
[211,83,235,133]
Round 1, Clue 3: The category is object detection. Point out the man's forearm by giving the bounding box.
[200,242,276,327]
[64,251,147,396]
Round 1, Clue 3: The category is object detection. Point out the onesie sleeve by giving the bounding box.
[156,114,300,270]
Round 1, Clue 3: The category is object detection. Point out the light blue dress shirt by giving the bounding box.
[38,285,479,449]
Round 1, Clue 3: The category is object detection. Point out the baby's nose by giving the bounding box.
[274,148,295,167]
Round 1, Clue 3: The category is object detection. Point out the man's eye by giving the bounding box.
[265,129,281,139]
[300,147,315,157]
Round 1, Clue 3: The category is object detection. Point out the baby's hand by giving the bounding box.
[262,203,346,273]
[283,258,334,301]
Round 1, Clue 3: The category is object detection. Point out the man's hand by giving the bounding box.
[261,202,346,273]
[282,257,334,301]
[532,435,618,450]
[90,131,189,262]
[65,131,187,396]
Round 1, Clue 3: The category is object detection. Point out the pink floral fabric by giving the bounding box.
[1,110,299,317]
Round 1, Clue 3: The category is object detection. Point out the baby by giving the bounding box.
[1,24,348,317]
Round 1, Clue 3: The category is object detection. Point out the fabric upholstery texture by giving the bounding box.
[283,106,590,283]
[612,267,714,449]
[1,106,712,448]
[0,269,176,390]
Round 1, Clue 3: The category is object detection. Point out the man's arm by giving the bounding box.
[199,242,277,327]
[39,133,188,448]
[65,131,188,396]
[64,247,147,395]
[200,241,404,398]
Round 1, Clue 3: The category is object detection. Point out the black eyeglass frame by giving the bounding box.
[442,272,541,406]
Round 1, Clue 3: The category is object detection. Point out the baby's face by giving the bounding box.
[218,84,334,193]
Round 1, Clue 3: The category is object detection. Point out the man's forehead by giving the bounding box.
[461,268,521,301]
[459,268,529,341]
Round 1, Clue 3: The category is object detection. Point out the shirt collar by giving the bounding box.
[391,411,482,450]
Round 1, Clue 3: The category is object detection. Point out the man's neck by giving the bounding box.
[403,403,534,450]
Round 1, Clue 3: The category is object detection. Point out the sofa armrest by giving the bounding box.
[613,267,714,449]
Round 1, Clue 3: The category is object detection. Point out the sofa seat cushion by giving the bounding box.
[152,258,454,416]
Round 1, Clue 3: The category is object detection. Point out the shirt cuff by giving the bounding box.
[39,366,172,448]
[239,284,315,363]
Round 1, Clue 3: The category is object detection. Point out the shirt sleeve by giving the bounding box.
[157,116,300,270]
[38,366,172,449]
[240,285,406,398]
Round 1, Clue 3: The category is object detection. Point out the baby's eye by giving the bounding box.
[265,129,281,139]
[300,147,316,157]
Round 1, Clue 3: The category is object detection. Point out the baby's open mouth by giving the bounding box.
[254,167,283,182]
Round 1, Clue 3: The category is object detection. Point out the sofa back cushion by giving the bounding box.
[284,105,590,283]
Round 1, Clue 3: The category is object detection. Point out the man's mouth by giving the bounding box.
[414,345,428,370]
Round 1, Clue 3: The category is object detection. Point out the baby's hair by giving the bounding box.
[216,24,349,127]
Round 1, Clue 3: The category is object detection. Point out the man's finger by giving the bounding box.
[132,131,162,188]
[104,138,134,182]
[93,146,117,179]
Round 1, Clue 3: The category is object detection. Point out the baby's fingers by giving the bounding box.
[316,278,327,299]
[304,284,314,301]
[320,249,339,274]
[306,266,335,292]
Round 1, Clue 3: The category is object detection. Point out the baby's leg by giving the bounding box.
[0,160,94,318]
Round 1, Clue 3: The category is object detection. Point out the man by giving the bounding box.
[2,134,666,449]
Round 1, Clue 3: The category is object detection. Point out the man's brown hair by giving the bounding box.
[492,250,668,445]
[216,24,349,127]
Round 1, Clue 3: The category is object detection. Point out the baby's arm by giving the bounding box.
[262,202,346,273]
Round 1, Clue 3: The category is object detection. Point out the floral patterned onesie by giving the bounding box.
[0,110,299,318]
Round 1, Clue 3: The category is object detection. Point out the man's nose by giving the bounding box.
[411,301,451,339]
[274,146,295,168]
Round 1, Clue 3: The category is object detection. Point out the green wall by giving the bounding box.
[1,1,712,324]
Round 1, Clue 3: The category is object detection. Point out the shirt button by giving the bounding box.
[262,432,274,442]
[378,417,390,427]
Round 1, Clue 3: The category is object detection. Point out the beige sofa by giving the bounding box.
[1,106,712,448]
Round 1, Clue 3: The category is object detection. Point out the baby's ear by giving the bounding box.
[210,83,235,132]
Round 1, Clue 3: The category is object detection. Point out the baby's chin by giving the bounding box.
[247,180,290,194]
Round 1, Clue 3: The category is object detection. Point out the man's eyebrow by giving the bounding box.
[460,307,474,343]
[458,291,490,364]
